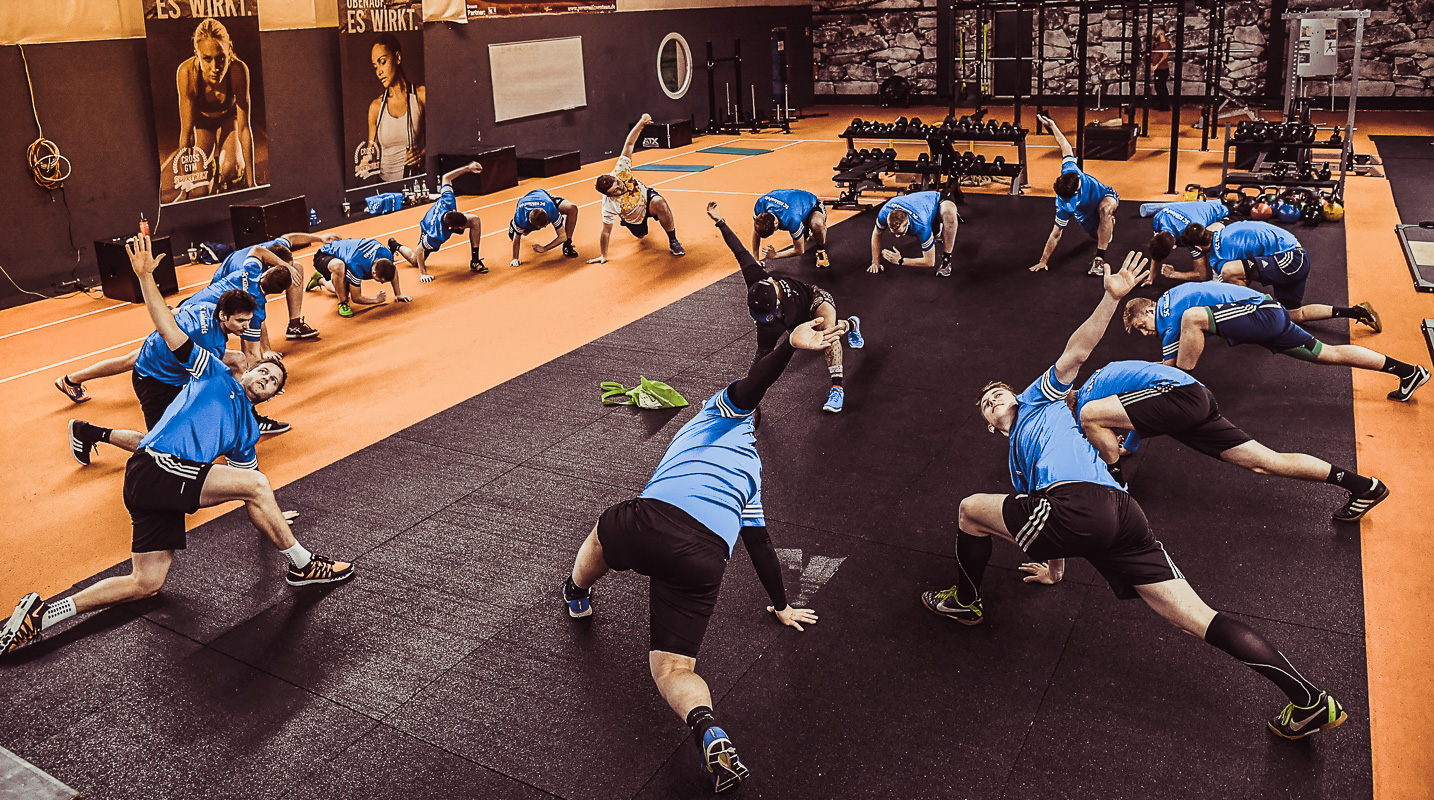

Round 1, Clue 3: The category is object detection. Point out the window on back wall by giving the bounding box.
[659,33,693,100]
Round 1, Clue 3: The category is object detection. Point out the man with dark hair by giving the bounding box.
[211,231,334,341]
[509,189,580,266]
[751,188,829,268]
[1180,220,1380,329]
[588,114,685,263]
[923,251,1351,742]
[2,235,354,659]
[1123,281,1427,400]
[708,202,863,413]
[1147,198,1229,280]
[390,161,485,278]
[1031,115,1119,276]
[869,190,960,276]
[1071,359,1389,520]
[307,237,410,318]
[561,314,835,792]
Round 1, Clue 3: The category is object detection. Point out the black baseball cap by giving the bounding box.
[748,281,780,323]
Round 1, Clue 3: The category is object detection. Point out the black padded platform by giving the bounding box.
[1371,135,1434,224]
[2,195,1370,799]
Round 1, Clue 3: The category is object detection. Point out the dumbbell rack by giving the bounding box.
[831,120,1029,211]
[1219,122,1345,197]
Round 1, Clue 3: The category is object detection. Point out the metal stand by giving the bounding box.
[1282,8,1368,199]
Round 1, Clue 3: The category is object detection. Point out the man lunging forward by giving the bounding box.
[1,235,354,658]
[561,318,836,791]
[923,251,1349,741]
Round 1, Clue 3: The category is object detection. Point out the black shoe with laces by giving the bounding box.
[255,413,291,435]
[1333,478,1389,522]
[1268,692,1347,740]
[387,237,401,253]
[1389,365,1429,402]
[471,258,488,274]
[69,419,101,466]
[561,241,579,259]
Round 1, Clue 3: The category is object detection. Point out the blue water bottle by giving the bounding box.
[309,208,320,227]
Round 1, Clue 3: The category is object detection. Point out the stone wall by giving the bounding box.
[814,0,1433,101]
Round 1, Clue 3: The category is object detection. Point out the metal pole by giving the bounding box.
[1167,0,1185,194]
[1200,0,1215,151]
[1013,0,1024,132]
[706,40,717,132]
[1076,0,1089,165]
[733,39,744,126]
[1036,5,1047,132]
[1340,16,1362,198]
[1141,3,1152,137]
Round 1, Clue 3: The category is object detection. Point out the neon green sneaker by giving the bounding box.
[305,272,323,292]
[338,303,354,318]
[921,586,984,625]
[1268,692,1347,740]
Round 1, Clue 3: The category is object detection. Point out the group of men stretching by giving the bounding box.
[7,111,1430,796]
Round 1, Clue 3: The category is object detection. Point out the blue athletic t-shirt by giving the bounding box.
[134,302,228,387]
[1155,282,1266,361]
[1210,221,1299,266]
[419,186,459,250]
[138,341,259,469]
[318,238,391,285]
[639,385,765,556]
[1007,365,1122,494]
[1074,360,1200,418]
[187,272,265,342]
[1055,156,1116,230]
[212,237,291,283]
[1153,200,1228,257]
[876,191,942,251]
[754,190,822,240]
[510,190,561,236]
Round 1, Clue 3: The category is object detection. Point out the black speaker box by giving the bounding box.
[1082,124,1138,161]
[439,147,518,196]
[94,236,177,303]
[231,196,307,247]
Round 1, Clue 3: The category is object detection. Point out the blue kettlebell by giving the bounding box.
[1276,202,1300,224]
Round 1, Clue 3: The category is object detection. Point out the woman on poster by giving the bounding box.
[172,17,257,201]
[358,33,426,183]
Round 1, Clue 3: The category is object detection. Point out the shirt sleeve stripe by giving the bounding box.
[716,390,756,419]
[187,347,212,378]
[227,458,258,470]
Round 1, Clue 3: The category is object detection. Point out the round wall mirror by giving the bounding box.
[658,33,692,100]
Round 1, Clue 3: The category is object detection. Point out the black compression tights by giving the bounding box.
[1204,612,1322,706]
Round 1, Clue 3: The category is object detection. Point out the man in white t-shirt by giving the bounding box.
[588,114,685,262]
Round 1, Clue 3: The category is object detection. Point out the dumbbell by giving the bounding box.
[910,117,923,129]
[857,148,871,161]
[958,116,972,127]
[953,122,970,137]
[943,115,957,128]
[908,183,921,193]
[836,152,854,170]
[1329,129,1343,145]
[884,148,898,161]
[993,155,1006,169]
[917,152,930,164]
[975,153,987,165]
[998,122,1013,137]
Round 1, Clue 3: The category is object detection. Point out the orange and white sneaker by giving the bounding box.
[286,555,355,587]
[1,593,44,656]
[56,375,89,403]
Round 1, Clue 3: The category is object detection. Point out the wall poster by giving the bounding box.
[338,0,426,192]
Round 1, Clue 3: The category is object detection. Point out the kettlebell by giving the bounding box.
[1251,200,1274,221]
[1318,163,1332,181]
[1322,198,1345,222]
[1183,183,1204,201]
[1276,202,1301,224]
[1300,202,1322,226]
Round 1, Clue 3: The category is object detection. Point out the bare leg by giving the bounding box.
[1080,397,1134,464]
[1288,304,1334,324]
[958,493,1015,545]
[651,196,678,234]
[1219,440,1334,482]
[650,650,712,719]
[560,203,579,243]
[67,349,140,385]
[285,266,304,323]
[68,551,174,615]
[394,243,420,268]
[197,465,297,550]
[1313,343,1388,371]
[815,302,846,385]
[940,202,960,256]
[809,212,828,251]
[570,525,609,589]
[467,218,483,259]
[1135,579,1217,637]
[104,428,143,453]
[1096,195,1119,252]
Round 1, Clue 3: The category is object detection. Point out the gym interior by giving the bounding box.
[3,1,1433,797]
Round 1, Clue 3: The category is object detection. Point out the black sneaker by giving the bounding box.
[255,413,291,435]
[1268,692,1347,740]
[1389,365,1429,402]
[1333,478,1389,522]
[1353,302,1381,333]
[670,239,685,257]
[285,318,319,340]
[561,241,579,259]
[387,237,401,253]
[69,419,101,466]
[936,253,953,277]
[286,555,355,587]
[471,258,488,274]
[920,586,984,625]
[0,593,44,656]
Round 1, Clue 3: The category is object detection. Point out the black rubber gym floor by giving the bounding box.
[2,194,1371,799]
[1371,134,1434,223]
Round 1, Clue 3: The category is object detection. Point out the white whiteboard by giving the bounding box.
[489,37,588,123]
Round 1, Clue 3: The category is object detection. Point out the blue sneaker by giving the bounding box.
[822,386,844,413]
[562,579,591,618]
[701,727,749,793]
[845,316,864,349]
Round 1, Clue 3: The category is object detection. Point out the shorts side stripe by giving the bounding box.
[149,449,203,479]
[1016,498,1051,550]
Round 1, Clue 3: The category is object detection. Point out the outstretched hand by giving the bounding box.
[1019,562,1060,584]
[790,318,844,351]
[1029,261,1049,272]
[1103,251,1151,299]
[1037,114,1057,132]
[768,604,818,632]
[127,234,167,277]
[706,201,724,225]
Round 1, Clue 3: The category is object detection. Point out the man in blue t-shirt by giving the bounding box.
[752,188,830,268]
[1181,220,1380,329]
[1123,282,1428,400]
[1031,115,1120,276]
[561,317,839,792]
[509,189,580,266]
[211,231,333,342]
[390,162,485,279]
[870,190,961,277]
[1072,360,1387,521]
[1147,198,1229,280]
[307,237,409,319]
[922,251,1351,742]
[2,236,354,659]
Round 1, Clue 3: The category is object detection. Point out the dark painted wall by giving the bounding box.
[1,6,811,309]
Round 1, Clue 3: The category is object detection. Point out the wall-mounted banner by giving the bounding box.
[338,0,426,192]
[144,0,270,206]
[465,0,613,19]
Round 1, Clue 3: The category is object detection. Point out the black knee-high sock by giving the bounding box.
[955,531,992,606]
[1379,356,1416,379]
[686,706,719,750]
[1325,465,1374,496]
[1204,613,1321,706]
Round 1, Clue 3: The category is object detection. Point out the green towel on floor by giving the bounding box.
[601,377,689,409]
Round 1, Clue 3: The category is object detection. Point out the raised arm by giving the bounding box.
[708,202,769,286]
[728,319,842,411]
[1053,251,1150,384]
[441,161,481,187]
[620,114,653,159]
[279,232,334,248]
[129,235,187,350]
[1040,114,1074,158]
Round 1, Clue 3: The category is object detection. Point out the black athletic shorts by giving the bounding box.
[312,250,338,280]
[1119,382,1252,458]
[753,285,835,360]
[596,497,729,658]
[619,189,664,238]
[133,371,184,431]
[1001,482,1183,600]
[123,449,215,553]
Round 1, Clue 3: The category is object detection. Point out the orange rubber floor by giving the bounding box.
[2,105,1430,799]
